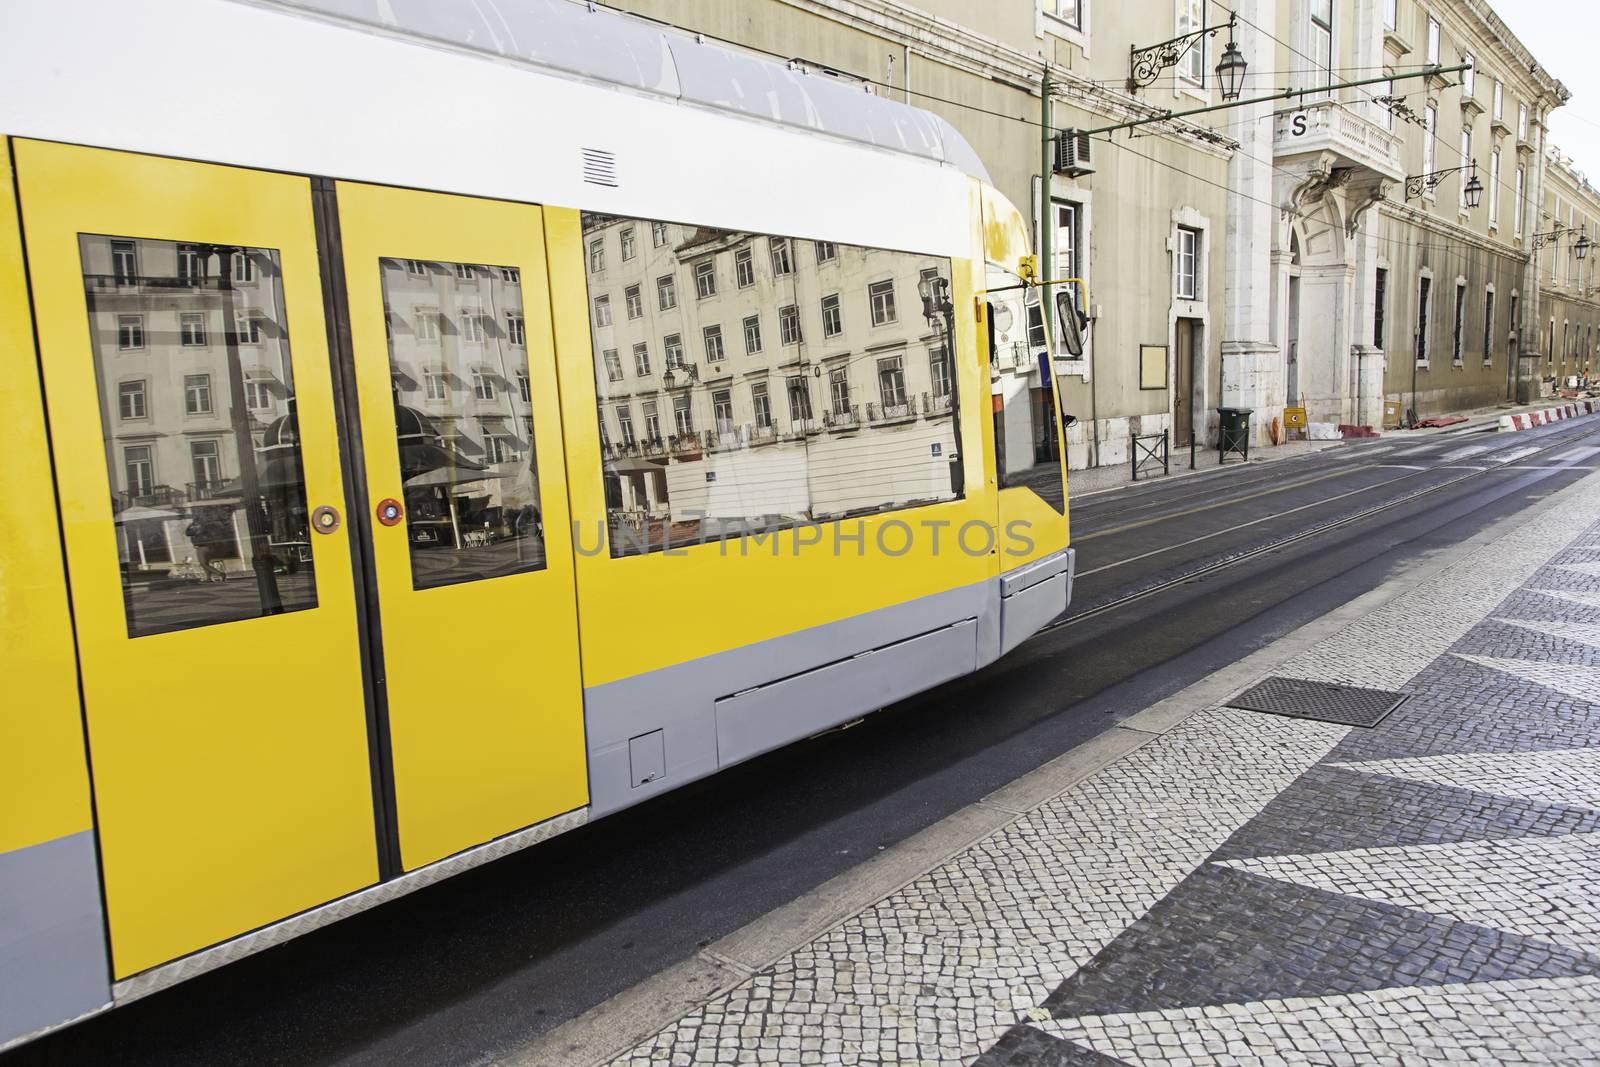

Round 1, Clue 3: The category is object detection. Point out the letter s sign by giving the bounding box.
[1291,113,1308,136]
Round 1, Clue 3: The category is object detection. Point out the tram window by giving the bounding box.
[79,234,318,637]
[988,274,1065,514]
[378,258,546,590]
[580,212,962,556]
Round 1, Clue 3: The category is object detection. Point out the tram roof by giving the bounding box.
[267,0,991,184]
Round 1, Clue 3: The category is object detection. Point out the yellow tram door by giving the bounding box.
[12,140,380,977]
[334,183,588,871]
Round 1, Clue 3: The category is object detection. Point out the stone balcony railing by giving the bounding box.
[1273,99,1405,182]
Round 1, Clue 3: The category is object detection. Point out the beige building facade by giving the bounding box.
[1536,149,1600,387]
[593,0,1582,459]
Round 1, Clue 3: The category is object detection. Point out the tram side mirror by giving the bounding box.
[1055,291,1086,358]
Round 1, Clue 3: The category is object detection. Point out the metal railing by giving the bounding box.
[1131,430,1170,482]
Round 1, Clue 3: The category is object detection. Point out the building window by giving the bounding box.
[178,311,206,347]
[735,247,755,288]
[743,315,763,355]
[616,406,635,446]
[425,371,447,400]
[455,263,475,282]
[1417,275,1432,363]
[1459,129,1473,209]
[695,259,716,299]
[230,313,262,345]
[633,342,651,377]
[1489,149,1502,228]
[517,371,530,401]
[930,346,952,398]
[593,295,612,327]
[184,373,212,415]
[625,284,643,320]
[123,445,154,496]
[112,240,138,286]
[642,400,661,440]
[821,293,843,338]
[249,379,277,410]
[1383,0,1396,30]
[588,240,605,273]
[1423,105,1437,178]
[1462,52,1476,97]
[1178,0,1205,84]
[787,375,813,423]
[751,382,773,429]
[1482,289,1496,365]
[1515,165,1526,237]
[779,304,803,345]
[190,440,222,487]
[770,238,793,277]
[1518,102,1528,141]
[405,259,428,277]
[507,312,526,346]
[117,313,144,350]
[672,394,693,435]
[1426,16,1440,65]
[1452,282,1467,364]
[469,370,495,401]
[460,311,487,344]
[118,380,147,420]
[233,252,256,284]
[603,348,623,381]
[651,221,669,247]
[657,274,677,310]
[500,267,520,284]
[664,333,684,369]
[703,324,725,363]
[1493,79,1504,120]
[877,355,907,409]
[411,307,437,342]
[869,280,897,326]
[830,367,851,416]
[176,244,203,286]
[1175,226,1199,299]
[1374,267,1388,349]
[815,241,837,264]
[1509,293,1520,356]
[712,389,734,433]
[485,433,518,464]
[1047,0,1082,31]
[620,227,636,261]
[1309,0,1333,85]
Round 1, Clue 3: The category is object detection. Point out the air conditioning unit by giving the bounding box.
[1053,129,1094,177]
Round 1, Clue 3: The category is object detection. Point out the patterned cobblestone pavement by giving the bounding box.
[610,478,1600,1065]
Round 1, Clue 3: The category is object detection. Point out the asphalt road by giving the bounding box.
[12,415,1600,1067]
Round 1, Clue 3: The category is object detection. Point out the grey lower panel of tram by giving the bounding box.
[585,548,1074,817]
[0,830,110,1050]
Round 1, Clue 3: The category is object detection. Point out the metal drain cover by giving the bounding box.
[1226,677,1408,728]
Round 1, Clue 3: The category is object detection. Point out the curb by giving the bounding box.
[1499,399,1597,431]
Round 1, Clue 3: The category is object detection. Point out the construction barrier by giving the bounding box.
[1498,400,1596,431]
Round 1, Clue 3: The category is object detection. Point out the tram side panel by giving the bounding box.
[0,141,112,1049]
[546,200,1011,817]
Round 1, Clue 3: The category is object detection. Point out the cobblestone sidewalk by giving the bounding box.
[609,472,1600,1066]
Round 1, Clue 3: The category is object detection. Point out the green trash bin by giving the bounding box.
[1217,407,1252,463]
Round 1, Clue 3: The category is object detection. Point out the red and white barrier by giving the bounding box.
[1498,400,1596,431]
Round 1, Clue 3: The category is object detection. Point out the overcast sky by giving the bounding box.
[1494,0,1600,181]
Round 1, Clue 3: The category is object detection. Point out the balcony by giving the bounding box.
[1273,99,1405,183]
[824,406,861,431]
[188,477,242,502]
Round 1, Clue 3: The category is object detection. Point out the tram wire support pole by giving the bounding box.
[1040,61,1053,351]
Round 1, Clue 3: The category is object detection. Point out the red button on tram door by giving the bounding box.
[376,498,403,527]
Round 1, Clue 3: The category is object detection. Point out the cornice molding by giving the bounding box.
[1378,199,1530,261]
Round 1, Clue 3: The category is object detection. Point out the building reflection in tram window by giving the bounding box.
[378,258,545,590]
[581,213,962,557]
[80,235,317,638]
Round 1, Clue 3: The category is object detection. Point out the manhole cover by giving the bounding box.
[1226,677,1408,728]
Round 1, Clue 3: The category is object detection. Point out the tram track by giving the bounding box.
[1041,417,1600,634]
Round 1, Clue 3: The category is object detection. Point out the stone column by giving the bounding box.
[1220,0,1282,444]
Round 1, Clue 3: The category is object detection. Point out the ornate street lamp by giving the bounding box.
[1215,37,1248,102]
[1128,12,1243,97]
[1404,159,1480,206]
[1530,223,1566,251]
[1577,229,1591,261]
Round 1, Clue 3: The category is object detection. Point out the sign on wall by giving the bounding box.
[1140,345,1168,390]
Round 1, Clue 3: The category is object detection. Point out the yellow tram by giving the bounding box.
[0,0,1073,1046]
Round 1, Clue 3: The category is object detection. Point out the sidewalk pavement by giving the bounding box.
[512,461,1600,1066]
